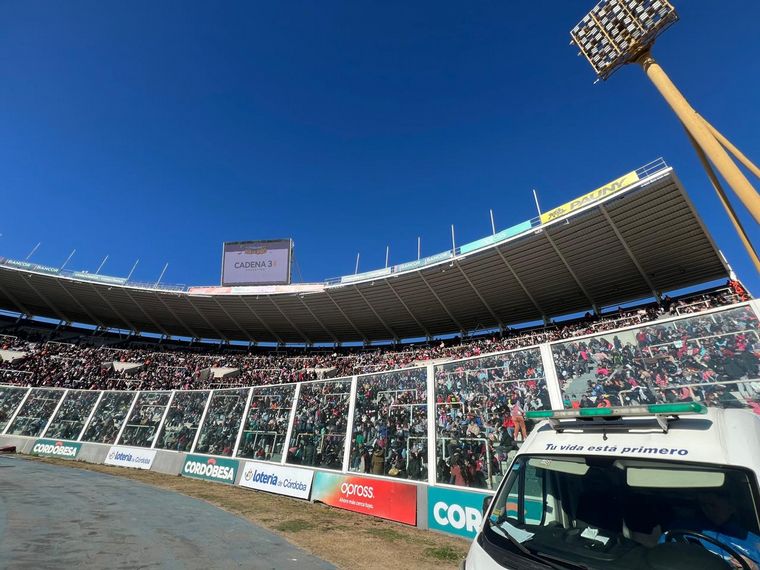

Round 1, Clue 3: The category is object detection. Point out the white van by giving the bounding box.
[464,403,760,570]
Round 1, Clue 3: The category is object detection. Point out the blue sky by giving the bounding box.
[1,1,758,295]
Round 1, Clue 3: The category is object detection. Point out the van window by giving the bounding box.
[484,455,760,569]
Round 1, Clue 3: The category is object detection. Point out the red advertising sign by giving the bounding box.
[311,472,417,525]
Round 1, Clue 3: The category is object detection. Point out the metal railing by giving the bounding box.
[617,378,760,407]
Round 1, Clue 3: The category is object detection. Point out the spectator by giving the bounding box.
[371,444,385,475]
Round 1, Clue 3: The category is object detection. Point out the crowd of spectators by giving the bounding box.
[349,368,428,480]
[0,287,742,393]
[287,380,351,470]
[6,388,63,437]
[81,392,136,444]
[237,385,295,462]
[194,388,248,456]
[554,305,759,410]
[118,391,172,448]
[435,348,551,489]
[44,390,100,441]
[0,385,28,432]
[155,390,209,451]
[0,302,755,482]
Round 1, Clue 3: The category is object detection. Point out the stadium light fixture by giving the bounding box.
[570,0,678,82]
[571,0,760,273]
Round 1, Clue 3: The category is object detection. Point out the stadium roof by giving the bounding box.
[0,160,728,344]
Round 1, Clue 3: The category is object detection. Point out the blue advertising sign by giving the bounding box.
[340,267,392,283]
[459,220,532,255]
[394,251,452,273]
[72,272,127,285]
[3,259,60,275]
[427,487,492,539]
[428,486,544,538]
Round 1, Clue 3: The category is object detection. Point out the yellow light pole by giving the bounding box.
[637,52,760,225]
[684,129,760,274]
[571,0,760,271]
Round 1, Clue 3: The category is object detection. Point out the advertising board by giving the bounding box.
[3,259,61,275]
[182,454,239,484]
[31,438,82,459]
[104,446,156,470]
[221,239,292,286]
[188,284,323,296]
[459,220,532,255]
[72,272,127,285]
[311,472,417,525]
[394,251,452,273]
[540,170,639,224]
[340,267,391,284]
[427,487,491,539]
[238,461,314,499]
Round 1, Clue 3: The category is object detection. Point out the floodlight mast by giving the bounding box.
[571,0,760,274]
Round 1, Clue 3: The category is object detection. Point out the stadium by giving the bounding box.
[1,157,758,558]
[1,2,759,570]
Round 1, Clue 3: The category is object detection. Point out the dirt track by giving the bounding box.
[21,456,469,569]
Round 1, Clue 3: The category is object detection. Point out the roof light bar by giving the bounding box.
[527,402,707,420]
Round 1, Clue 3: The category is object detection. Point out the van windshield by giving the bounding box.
[484,455,760,570]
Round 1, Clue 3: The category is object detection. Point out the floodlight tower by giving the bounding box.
[570,0,760,273]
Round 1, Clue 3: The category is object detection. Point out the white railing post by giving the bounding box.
[342,375,358,473]
[426,363,436,486]
[751,299,760,320]
[190,390,214,453]
[41,389,68,438]
[151,390,176,449]
[77,390,105,442]
[232,388,254,457]
[539,343,564,409]
[281,382,301,465]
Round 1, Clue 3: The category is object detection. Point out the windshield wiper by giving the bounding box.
[488,520,589,570]
[488,520,582,570]
[527,550,590,570]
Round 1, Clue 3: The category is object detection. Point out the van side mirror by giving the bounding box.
[482,496,492,515]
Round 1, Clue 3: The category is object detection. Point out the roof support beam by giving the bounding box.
[238,295,284,344]
[599,204,660,299]
[122,289,171,337]
[23,275,73,324]
[671,173,734,281]
[267,296,310,344]
[453,261,503,330]
[54,280,106,329]
[296,296,340,344]
[352,285,398,341]
[184,296,228,341]
[543,231,598,313]
[416,272,465,334]
[0,281,32,317]
[88,284,140,334]
[493,247,547,321]
[210,297,256,343]
[323,289,367,343]
[384,280,430,338]
[153,293,201,339]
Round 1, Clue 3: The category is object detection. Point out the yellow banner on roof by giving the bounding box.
[540,171,640,225]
